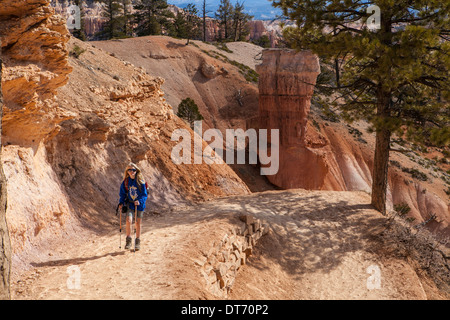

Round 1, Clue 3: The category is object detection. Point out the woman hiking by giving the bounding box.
[118,163,148,250]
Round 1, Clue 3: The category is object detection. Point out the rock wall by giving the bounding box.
[0,0,73,146]
[51,0,106,38]
[0,0,76,261]
[0,51,12,300]
[198,214,269,298]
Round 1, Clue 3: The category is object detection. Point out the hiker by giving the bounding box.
[118,163,148,250]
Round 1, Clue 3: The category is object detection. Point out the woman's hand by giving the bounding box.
[134,200,140,206]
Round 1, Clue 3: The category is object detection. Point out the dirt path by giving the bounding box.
[228,191,442,300]
[11,190,448,300]
[12,208,220,300]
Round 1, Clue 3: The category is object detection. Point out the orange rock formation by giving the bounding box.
[256,49,326,189]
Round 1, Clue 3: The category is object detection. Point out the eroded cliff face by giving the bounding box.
[0,0,75,262]
[0,52,12,300]
[0,0,73,146]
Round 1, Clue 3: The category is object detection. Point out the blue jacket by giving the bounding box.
[119,177,148,211]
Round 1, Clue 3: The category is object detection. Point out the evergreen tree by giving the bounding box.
[215,0,234,40]
[173,11,188,39]
[232,1,253,42]
[133,0,170,36]
[254,34,271,48]
[274,0,449,215]
[120,0,132,37]
[95,0,125,39]
[183,4,201,45]
[177,98,204,129]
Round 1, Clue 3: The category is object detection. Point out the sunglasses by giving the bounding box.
[127,169,137,172]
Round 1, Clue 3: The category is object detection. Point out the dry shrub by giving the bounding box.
[380,210,450,294]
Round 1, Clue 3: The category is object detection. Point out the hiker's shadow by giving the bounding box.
[30,251,126,268]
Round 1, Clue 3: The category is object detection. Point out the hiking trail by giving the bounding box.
[11,189,448,300]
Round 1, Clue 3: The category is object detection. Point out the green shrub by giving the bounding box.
[394,203,411,217]
[70,44,86,58]
[401,167,428,181]
[177,98,204,129]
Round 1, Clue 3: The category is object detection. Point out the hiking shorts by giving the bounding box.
[122,206,144,219]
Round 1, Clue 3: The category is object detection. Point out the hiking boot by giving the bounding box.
[125,236,132,250]
[135,238,141,251]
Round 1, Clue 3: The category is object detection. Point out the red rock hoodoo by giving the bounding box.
[256,49,328,189]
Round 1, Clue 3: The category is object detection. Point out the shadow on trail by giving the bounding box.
[153,189,385,279]
[30,251,126,268]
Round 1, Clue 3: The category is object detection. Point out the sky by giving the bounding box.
[167,0,283,20]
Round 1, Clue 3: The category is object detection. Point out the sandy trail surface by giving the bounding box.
[11,189,448,300]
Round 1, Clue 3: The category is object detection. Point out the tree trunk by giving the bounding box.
[122,0,129,37]
[202,0,206,42]
[224,17,228,39]
[0,54,11,300]
[371,92,391,215]
[334,58,340,88]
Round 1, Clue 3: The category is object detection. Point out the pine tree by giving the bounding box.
[95,0,125,39]
[173,11,188,39]
[215,0,234,40]
[275,0,450,215]
[133,0,170,36]
[177,98,204,129]
[254,34,271,48]
[120,0,132,37]
[232,1,253,42]
[183,4,201,45]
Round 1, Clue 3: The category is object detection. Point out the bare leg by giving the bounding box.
[126,216,132,237]
[136,218,141,238]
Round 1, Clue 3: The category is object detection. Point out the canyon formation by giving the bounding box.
[0,0,448,298]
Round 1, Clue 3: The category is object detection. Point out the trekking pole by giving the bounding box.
[119,208,122,249]
[116,204,122,249]
[134,205,137,253]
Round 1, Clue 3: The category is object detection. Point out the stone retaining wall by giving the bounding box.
[196,214,270,298]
